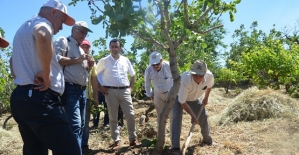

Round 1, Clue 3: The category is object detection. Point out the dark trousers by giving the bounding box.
[10,85,80,155]
[94,91,123,127]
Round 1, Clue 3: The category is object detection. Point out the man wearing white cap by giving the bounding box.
[171,60,214,154]
[10,0,80,154]
[54,20,93,153]
[144,51,173,134]
[0,33,9,48]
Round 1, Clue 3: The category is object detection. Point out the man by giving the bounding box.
[54,21,93,154]
[10,0,80,154]
[96,39,137,148]
[80,39,98,151]
[95,73,124,128]
[171,60,214,154]
[0,33,9,48]
[144,51,173,133]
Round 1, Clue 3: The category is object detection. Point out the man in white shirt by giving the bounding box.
[10,0,80,154]
[144,51,173,133]
[171,60,214,154]
[96,39,137,149]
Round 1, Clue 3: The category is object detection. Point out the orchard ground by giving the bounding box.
[1,87,299,155]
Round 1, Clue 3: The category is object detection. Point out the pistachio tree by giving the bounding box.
[70,0,241,153]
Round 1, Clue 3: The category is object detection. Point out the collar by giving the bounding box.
[68,36,80,46]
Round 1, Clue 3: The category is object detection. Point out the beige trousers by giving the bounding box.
[105,88,136,142]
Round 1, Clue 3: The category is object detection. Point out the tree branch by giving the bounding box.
[163,0,171,31]
[131,30,168,50]
[90,0,104,14]
[191,24,223,34]
[173,34,186,49]
[192,4,214,27]
[183,0,191,27]
[157,1,173,51]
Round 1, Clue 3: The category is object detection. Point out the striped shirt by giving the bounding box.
[144,61,173,97]
[54,36,89,86]
[12,15,64,94]
[178,70,214,104]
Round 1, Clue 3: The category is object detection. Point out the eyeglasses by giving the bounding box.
[151,62,161,67]
[75,28,89,37]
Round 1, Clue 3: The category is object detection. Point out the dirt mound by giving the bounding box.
[213,87,299,125]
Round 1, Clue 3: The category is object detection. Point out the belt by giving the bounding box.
[17,84,60,96]
[65,82,86,90]
[104,86,130,89]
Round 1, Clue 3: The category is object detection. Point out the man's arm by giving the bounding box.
[54,37,89,66]
[9,57,16,79]
[181,102,199,124]
[129,75,135,91]
[58,54,89,66]
[34,24,53,91]
[202,88,212,106]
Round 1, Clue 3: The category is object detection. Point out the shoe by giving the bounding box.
[129,139,138,146]
[109,140,121,149]
[171,148,180,155]
[199,141,213,147]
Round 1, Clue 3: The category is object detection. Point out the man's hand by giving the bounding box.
[34,71,51,91]
[93,99,99,107]
[150,96,154,103]
[78,54,90,62]
[99,85,109,96]
[191,115,199,124]
[202,97,208,106]
[88,56,95,68]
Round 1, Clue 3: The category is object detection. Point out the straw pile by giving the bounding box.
[215,87,299,125]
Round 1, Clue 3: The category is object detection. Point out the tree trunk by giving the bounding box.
[152,48,181,154]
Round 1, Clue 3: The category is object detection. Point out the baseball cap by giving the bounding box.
[42,0,75,26]
[0,33,9,48]
[81,39,91,46]
[190,60,207,76]
[74,21,93,33]
[149,51,162,65]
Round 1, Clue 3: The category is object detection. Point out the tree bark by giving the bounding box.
[152,48,181,154]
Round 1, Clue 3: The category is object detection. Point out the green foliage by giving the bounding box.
[90,103,105,116]
[216,67,246,93]
[141,138,157,147]
[0,45,14,114]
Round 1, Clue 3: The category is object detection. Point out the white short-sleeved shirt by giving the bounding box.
[144,61,173,97]
[96,55,135,86]
[177,70,214,104]
[12,15,64,94]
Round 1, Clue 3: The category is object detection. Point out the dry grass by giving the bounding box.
[1,87,299,155]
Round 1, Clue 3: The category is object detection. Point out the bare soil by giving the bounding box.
[1,87,299,155]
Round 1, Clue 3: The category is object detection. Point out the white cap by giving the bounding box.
[42,0,75,26]
[0,33,9,48]
[74,21,93,33]
[149,51,162,65]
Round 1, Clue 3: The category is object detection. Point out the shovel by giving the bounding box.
[181,105,204,155]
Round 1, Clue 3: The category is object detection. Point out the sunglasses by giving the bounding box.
[75,28,89,37]
[151,62,161,66]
